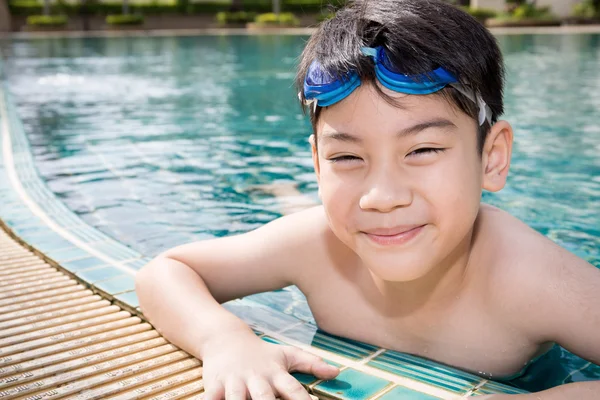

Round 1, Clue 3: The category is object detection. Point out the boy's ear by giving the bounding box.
[482,120,513,193]
[310,134,321,180]
[309,134,322,199]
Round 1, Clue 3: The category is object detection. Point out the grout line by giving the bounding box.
[359,348,386,365]
[462,379,488,398]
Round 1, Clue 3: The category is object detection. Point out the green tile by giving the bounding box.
[377,386,442,400]
[94,275,136,295]
[62,257,107,272]
[261,336,285,345]
[314,368,391,400]
[283,326,378,361]
[116,291,139,308]
[293,372,320,386]
[368,351,481,395]
[471,381,528,395]
[77,266,126,283]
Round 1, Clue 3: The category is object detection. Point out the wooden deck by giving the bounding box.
[0,227,206,400]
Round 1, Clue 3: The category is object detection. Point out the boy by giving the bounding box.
[135,1,600,399]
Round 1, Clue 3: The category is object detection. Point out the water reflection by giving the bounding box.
[0,34,598,269]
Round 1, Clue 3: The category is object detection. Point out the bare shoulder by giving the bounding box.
[270,205,350,284]
[158,205,340,304]
[476,204,599,343]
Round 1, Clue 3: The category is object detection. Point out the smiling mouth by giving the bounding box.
[361,225,426,246]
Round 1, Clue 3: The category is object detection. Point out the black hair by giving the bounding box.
[295,0,505,153]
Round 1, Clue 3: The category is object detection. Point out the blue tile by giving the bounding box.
[13,226,53,238]
[77,266,126,283]
[30,236,75,252]
[92,241,141,261]
[378,386,442,400]
[368,351,481,395]
[283,326,378,361]
[94,275,136,295]
[5,216,41,228]
[116,291,139,308]
[245,287,316,324]
[62,257,107,272]
[45,247,90,262]
[123,258,151,270]
[314,368,391,400]
[280,322,318,345]
[472,381,528,395]
[223,298,302,333]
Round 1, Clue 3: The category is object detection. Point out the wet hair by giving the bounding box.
[295,0,505,154]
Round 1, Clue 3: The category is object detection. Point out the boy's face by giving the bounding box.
[312,84,498,282]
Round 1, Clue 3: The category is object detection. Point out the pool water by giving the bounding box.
[1,33,599,391]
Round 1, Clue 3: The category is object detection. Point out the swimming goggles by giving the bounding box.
[302,46,492,126]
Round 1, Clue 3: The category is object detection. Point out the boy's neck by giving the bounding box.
[365,212,483,318]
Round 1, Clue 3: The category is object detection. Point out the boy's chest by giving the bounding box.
[304,284,540,379]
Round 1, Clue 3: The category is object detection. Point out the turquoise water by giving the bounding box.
[1,34,599,391]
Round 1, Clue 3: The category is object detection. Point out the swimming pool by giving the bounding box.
[1,33,599,392]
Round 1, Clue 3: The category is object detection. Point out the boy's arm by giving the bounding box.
[531,249,600,368]
[136,206,339,400]
[496,240,600,398]
[158,205,327,304]
[135,206,328,355]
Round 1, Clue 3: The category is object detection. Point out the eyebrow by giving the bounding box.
[320,118,457,143]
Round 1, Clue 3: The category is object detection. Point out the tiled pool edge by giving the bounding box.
[0,57,527,399]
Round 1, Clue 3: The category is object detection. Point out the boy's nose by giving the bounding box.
[358,175,413,213]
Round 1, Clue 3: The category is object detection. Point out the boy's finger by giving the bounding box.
[247,376,277,400]
[225,378,248,400]
[204,381,225,400]
[271,372,312,400]
[283,347,339,379]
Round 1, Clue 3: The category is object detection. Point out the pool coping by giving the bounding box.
[0,47,528,399]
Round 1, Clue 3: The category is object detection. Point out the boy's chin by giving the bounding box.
[360,252,436,283]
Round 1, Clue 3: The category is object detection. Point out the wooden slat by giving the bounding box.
[0,310,131,352]
[0,289,93,315]
[142,379,205,400]
[0,321,152,371]
[1,350,191,400]
[0,294,101,323]
[0,270,65,289]
[0,258,49,271]
[0,337,169,388]
[0,268,59,287]
[0,276,74,299]
[0,284,87,308]
[0,299,111,332]
[0,229,211,400]
[0,264,52,278]
[62,358,201,400]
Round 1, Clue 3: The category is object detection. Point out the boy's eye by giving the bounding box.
[407,148,446,157]
[328,155,362,163]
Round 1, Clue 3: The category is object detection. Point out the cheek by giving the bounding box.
[318,168,359,237]
[427,151,482,234]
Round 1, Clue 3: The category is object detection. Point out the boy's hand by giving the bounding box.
[201,329,340,400]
